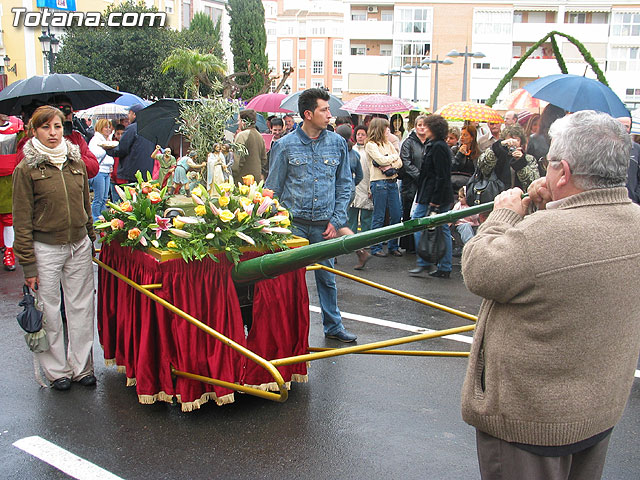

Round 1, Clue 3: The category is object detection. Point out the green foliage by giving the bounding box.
[227,0,268,99]
[486,31,610,107]
[161,48,226,98]
[53,1,225,99]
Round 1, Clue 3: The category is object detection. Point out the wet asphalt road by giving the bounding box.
[1,251,639,479]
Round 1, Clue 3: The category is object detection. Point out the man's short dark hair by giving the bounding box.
[115,123,126,132]
[271,117,284,128]
[298,88,330,117]
[283,114,294,121]
[47,94,73,107]
[354,124,367,136]
[239,109,257,127]
[423,114,449,141]
[335,116,352,127]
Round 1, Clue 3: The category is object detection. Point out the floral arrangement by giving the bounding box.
[95,172,293,264]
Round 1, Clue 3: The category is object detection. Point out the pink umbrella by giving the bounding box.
[246,93,293,113]
[505,88,548,110]
[341,94,415,114]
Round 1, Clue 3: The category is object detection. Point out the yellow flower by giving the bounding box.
[253,193,263,204]
[195,204,207,216]
[239,185,250,195]
[120,201,133,212]
[167,241,177,249]
[191,185,205,197]
[218,209,235,222]
[280,218,291,227]
[127,227,141,240]
[148,191,162,204]
[242,174,255,186]
[173,218,185,229]
[218,195,230,207]
[239,197,252,208]
[219,182,233,193]
[110,218,125,230]
[237,211,248,222]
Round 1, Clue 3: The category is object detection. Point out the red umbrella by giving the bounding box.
[341,94,415,114]
[246,93,293,113]
[504,88,547,110]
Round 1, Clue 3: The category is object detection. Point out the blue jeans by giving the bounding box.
[348,207,373,233]
[457,223,475,244]
[89,172,110,222]
[412,202,453,271]
[370,180,402,254]
[291,222,346,336]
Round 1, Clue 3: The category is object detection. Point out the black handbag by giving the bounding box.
[16,285,43,333]
[417,222,446,264]
[466,169,505,206]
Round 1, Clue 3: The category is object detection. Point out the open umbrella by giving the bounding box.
[225,111,268,133]
[503,88,548,110]
[114,92,150,108]
[0,73,122,115]
[246,93,292,113]
[341,94,415,115]
[523,74,628,117]
[435,102,504,124]
[280,91,349,117]
[136,99,182,147]
[76,102,129,120]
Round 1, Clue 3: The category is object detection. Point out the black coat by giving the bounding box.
[416,139,453,206]
[109,122,156,182]
[399,131,428,199]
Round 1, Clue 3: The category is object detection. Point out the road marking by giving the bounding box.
[13,436,123,480]
[310,306,640,378]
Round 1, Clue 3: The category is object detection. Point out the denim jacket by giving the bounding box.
[265,127,351,228]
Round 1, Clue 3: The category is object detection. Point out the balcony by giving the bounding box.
[345,20,393,40]
[510,58,564,78]
[512,22,610,44]
[343,54,393,76]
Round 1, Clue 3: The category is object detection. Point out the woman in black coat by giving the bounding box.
[409,114,453,278]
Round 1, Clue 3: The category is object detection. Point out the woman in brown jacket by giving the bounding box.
[12,106,96,391]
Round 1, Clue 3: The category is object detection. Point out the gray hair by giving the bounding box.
[547,110,631,190]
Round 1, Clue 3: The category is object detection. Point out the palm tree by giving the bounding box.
[161,48,226,98]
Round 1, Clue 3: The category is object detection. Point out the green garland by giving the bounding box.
[486,31,609,107]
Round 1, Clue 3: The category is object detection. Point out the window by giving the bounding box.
[380,44,392,56]
[474,10,512,37]
[282,61,291,71]
[394,41,430,68]
[182,1,191,28]
[267,28,276,36]
[612,12,640,36]
[333,40,343,58]
[609,47,640,71]
[332,80,343,94]
[312,61,324,74]
[204,6,222,24]
[395,8,432,34]
[280,39,293,64]
[592,12,608,24]
[165,0,174,14]
[333,61,342,75]
[527,12,546,23]
[312,79,323,88]
[473,63,491,69]
[513,11,523,23]
[299,80,306,90]
[626,88,640,97]
[299,40,306,50]
[381,11,393,22]
[311,26,326,36]
[351,44,366,56]
[351,12,366,21]
[298,60,306,71]
[567,12,586,23]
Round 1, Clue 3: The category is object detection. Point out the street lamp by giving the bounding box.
[39,28,60,74]
[282,84,291,95]
[446,46,485,101]
[403,62,432,103]
[390,68,410,99]
[379,70,400,95]
[3,56,17,76]
[421,56,453,111]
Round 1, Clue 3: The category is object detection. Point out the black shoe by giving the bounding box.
[372,251,388,258]
[389,250,403,257]
[325,329,357,343]
[429,270,451,278]
[78,374,97,387]
[409,266,426,275]
[52,378,72,391]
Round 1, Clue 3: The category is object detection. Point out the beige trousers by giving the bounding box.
[34,237,95,382]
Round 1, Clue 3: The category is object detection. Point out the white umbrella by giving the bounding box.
[76,102,128,120]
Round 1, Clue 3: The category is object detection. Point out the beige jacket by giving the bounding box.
[233,128,267,180]
[364,141,403,182]
[461,187,640,446]
[351,144,373,210]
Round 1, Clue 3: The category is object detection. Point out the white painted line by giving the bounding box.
[310,306,640,378]
[309,305,473,344]
[13,436,124,480]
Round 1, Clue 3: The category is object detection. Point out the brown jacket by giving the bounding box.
[12,138,95,278]
[461,187,640,446]
[233,128,267,180]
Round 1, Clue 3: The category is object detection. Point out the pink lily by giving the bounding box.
[257,198,272,216]
[243,203,254,215]
[153,215,171,239]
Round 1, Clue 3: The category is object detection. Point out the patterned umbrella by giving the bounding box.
[76,102,129,120]
[435,101,504,123]
[341,94,415,114]
[246,93,293,113]
[504,88,548,110]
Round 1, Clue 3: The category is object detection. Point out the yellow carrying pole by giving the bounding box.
[307,265,478,322]
[271,324,476,366]
[308,347,469,357]
[93,257,289,403]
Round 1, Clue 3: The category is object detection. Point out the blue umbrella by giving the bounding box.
[280,91,350,117]
[114,92,150,108]
[524,74,628,118]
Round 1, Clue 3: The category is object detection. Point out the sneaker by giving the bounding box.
[78,374,97,387]
[325,329,357,343]
[52,378,72,391]
[408,266,426,276]
[3,247,16,271]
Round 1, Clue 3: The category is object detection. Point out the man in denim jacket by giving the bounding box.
[265,88,356,343]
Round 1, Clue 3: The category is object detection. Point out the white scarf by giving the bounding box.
[32,137,68,168]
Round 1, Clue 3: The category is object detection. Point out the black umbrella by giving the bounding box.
[136,99,181,147]
[0,73,122,115]
[16,285,43,334]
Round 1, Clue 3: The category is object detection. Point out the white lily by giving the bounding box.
[236,231,255,245]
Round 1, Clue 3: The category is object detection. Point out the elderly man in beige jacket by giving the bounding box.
[461,110,640,480]
[233,109,267,181]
